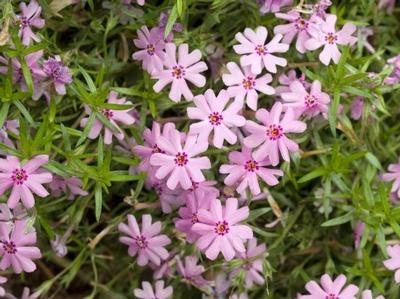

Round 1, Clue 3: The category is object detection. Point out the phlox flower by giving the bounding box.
[305,14,357,65]
[0,155,52,209]
[14,287,40,299]
[349,97,364,120]
[153,43,207,102]
[384,244,400,283]
[384,55,400,85]
[220,146,283,196]
[222,62,275,111]
[381,160,400,198]
[0,220,41,273]
[298,274,359,299]
[42,56,72,95]
[275,70,310,95]
[49,175,88,200]
[0,276,6,297]
[309,0,332,19]
[353,221,365,249]
[230,293,248,299]
[0,203,27,223]
[118,214,171,266]
[176,255,209,287]
[17,0,45,45]
[134,280,172,299]
[153,181,185,214]
[281,80,331,119]
[187,89,246,148]
[378,0,395,13]
[257,0,293,14]
[0,120,19,150]
[192,197,253,261]
[361,290,385,299]
[155,12,183,42]
[179,180,220,203]
[244,102,307,166]
[150,128,211,190]
[80,91,135,144]
[51,234,68,257]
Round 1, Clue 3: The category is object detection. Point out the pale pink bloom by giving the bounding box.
[0,155,52,209]
[222,62,275,110]
[150,128,211,190]
[220,146,283,196]
[49,175,88,200]
[349,97,364,120]
[0,120,19,151]
[0,276,6,296]
[153,43,207,102]
[153,181,185,214]
[123,0,145,6]
[305,14,357,65]
[150,251,175,279]
[353,221,365,249]
[42,56,72,95]
[309,0,332,19]
[281,80,331,119]
[233,26,289,74]
[298,274,359,299]
[155,12,183,43]
[0,203,27,225]
[0,220,41,273]
[378,0,395,13]
[230,293,248,299]
[213,273,230,298]
[176,255,209,287]
[192,197,253,261]
[275,70,310,95]
[132,26,165,75]
[384,55,400,85]
[11,287,40,299]
[244,102,307,166]
[17,0,45,45]
[134,280,172,299]
[257,0,293,14]
[361,290,385,299]
[179,180,220,204]
[359,27,375,54]
[80,91,135,144]
[50,234,68,257]
[383,244,400,283]
[381,160,400,198]
[187,89,246,148]
[119,214,170,266]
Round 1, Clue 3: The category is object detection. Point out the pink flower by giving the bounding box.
[153,181,185,214]
[132,26,166,75]
[0,203,27,223]
[176,255,209,287]
[153,43,207,102]
[281,80,331,119]
[378,0,395,13]
[42,56,73,95]
[353,221,365,249]
[383,244,400,283]
[16,287,40,299]
[275,70,310,95]
[243,102,307,166]
[0,220,41,273]
[118,214,171,266]
[349,97,364,120]
[222,62,275,111]
[361,290,385,299]
[305,14,357,65]
[0,155,52,209]
[150,128,211,190]
[298,274,359,299]
[220,146,283,196]
[51,234,68,257]
[309,0,332,19]
[257,0,293,14]
[179,180,220,203]
[0,276,6,296]
[230,293,248,299]
[233,26,289,74]
[17,0,45,45]
[192,197,253,261]
[80,91,135,144]
[134,280,172,299]
[187,89,246,148]
[384,55,400,85]
[381,160,400,198]
[49,176,88,200]
[0,120,19,151]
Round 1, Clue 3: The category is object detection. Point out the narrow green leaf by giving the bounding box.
[76,113,95,146]
[321,211,353,227]
[164,5,178,38]
[79,66,97,93]
[298,168,327,183]
[95,183,103,222]
[0,102,10,129]
[14,99,35,126]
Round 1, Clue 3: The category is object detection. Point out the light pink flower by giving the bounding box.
[383,244,400,283]
[50,234,68,257]
[257,0,293,14]
[153,43,207,102]
[298,274,359,299]
[349,97,364,120]
[233,26,289,74]
[118,214,171,266]
[305,14,357,65]
[244,102,307,166]
[353,221,365,249]
[309,0,332,19]
[134,280,172,299]
[220,146,283,196]
[361,290,385,299]
[176,255,209,287]
[80,91,135,144]
[0,203,27,223]
[381,160,400,198]
[222,62,275,111]
[49,175,88,200]
[17,0,45,45]
[281,80,331,119]
[275,70,310,95]
[0,276,6,296]
[42,56,73,95]
[192,197,253,261]
[0,120,19,151]
[384,55,400,85]
[0,220,41,273]
[150,128,211,190]
[179,180,220,203]
[15,287,40,299]
[230,293,248,299]
[187,89,246,148]
[378,0,395,13]
[0,155,52,209]
[153,181,185,214]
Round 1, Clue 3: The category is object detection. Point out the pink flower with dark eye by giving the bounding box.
[187,89,246,148]
[17,0,45,45]
[192,197,253,261]
[281,80,331,119]
[0,155,52,209]
[134,280,172,299]
[132,26,166,75]
[149,128,211,190]
[0,220,42,273]
[381,160,400,198]
[244,102,307,166]
[118,214,171,266]
[222,62,275,111]
[349,97,364,120]
[220,147,283,196]
[176,255,209,287]
[305,14,357,65]
[384,244,400,283]
[233,26,289,74]
[298,274,359,299]
[80,91,135,144]
[49,175,88,200]
[179,180,220,204]
[361,290,385,299]
[257,0,293,14]
[275,70,310,95]
[153,43,207,102]
[42,56,73,95]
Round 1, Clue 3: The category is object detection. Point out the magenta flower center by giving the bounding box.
[325,32,338,44]
[191,213,199,224]
[152,144,165,154]
[146,44,156,56]
[242,76,256,90]
[135,235,148,249]
[208,112,223,126]
[102,109,114,119]
[215,220,229,235]
[189,182,199,192]
[175,152,188,166]
[153,182,163,195]
[2,241,17,254]
[244,160,259,172]
[172,65,186,79]
[19,16,30,28]
[266,124,283,140]
[295,18,309,31]
[325,294,339,299]
[255,45,268,56]
[11,168,28,185]
[304,95,318,108]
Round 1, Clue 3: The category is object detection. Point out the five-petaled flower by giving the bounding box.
[133,280,173,299]
[17,0,45,45]
[42,56,73,95]
[176,255,209,287]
